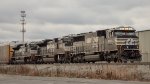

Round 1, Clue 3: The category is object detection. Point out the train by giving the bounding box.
[0,26,142,64]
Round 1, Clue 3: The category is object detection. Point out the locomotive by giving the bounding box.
[9,26,141,64]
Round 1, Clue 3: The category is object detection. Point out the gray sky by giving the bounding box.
[0,0,150,41]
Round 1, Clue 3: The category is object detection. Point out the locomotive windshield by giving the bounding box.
[114,31,136,37]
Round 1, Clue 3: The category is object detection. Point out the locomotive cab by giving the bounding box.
[105,26,141,63]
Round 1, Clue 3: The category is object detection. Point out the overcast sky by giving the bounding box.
[0,0,150,41]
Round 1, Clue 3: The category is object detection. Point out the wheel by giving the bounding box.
[114,58,118,63]
[118,59,122,63]
[79,56,85,63]
[130,61,134,63]
[24,58,27,64]
[24,58,30,64]
[38,57,44,64]
[107,59,111,63]
[10,58,16,64]
[106,57,111,63]
[92,61,95,63]
[123,61,127,63]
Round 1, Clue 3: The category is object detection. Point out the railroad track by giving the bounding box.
[1,62,150,66]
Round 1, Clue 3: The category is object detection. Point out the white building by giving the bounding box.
[137,30,150,62]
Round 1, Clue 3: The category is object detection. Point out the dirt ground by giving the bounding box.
[0,74,149,84]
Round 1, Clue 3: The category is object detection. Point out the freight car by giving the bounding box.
[0,44,13,64]
[2,26,141,64]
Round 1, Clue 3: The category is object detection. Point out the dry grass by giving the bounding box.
[0,64,149,81]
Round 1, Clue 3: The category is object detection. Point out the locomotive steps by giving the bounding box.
[0,63,150,81]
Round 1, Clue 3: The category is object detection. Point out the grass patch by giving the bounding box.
[0,64,149,81]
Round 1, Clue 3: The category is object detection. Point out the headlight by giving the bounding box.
[126,46,129,49]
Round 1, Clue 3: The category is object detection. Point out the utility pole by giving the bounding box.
[20,11,26,44]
